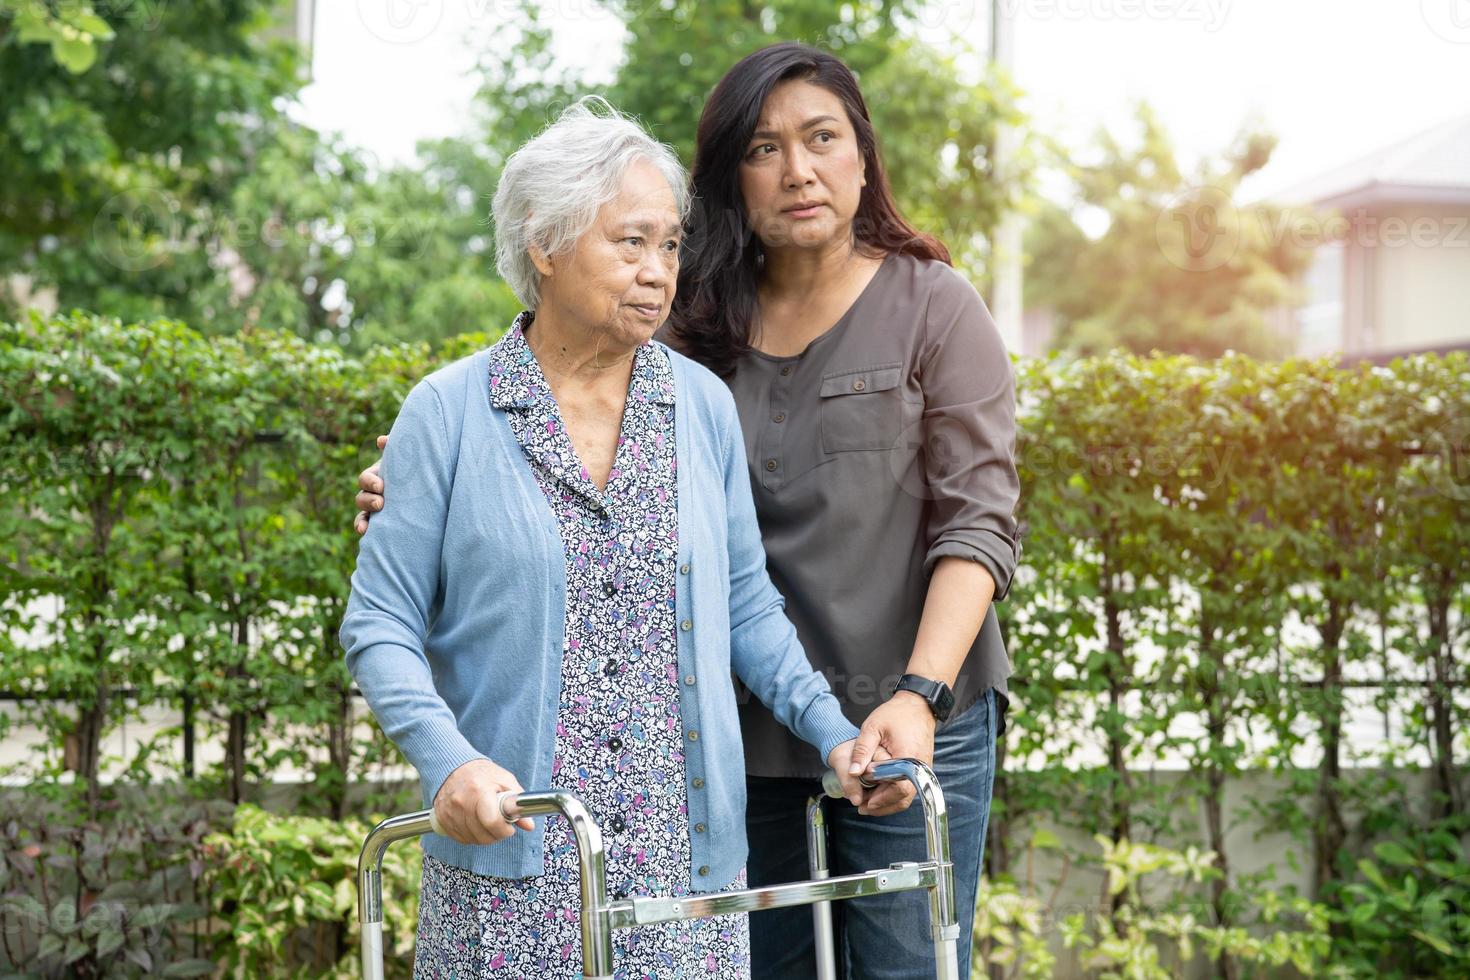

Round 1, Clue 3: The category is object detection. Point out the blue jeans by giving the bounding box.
[744,689,997,979]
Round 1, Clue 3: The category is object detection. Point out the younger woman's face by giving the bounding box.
[738,79,867,254]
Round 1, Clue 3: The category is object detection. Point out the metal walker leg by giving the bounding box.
[807,794,839,980]
[356,759,958,979]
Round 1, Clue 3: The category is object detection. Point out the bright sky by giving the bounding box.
[296,0,1470,199]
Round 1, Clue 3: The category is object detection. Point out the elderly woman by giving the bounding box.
[339,98,878,978]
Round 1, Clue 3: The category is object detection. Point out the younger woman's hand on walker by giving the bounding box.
[846,693,932,816]
[431,758,536,845]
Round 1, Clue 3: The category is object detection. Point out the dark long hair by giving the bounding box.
[667,42,950,376]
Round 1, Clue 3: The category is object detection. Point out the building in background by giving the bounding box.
[1265,111,1470,362]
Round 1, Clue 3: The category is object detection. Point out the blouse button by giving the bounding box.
[608,737,622,751]
[611,816,627,833]
[680,619,692,632]
[680,563,690,574]
[687,729,699,742]
[605,659,620,677]
[684,674,696,686]
[699,865,710,876]
[779,365,792,377]
[692,777,704,789]
[695,823,706,834]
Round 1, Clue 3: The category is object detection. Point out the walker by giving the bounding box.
[356,757,960,979]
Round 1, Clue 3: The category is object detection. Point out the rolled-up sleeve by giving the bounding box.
[918,275,1022,600]
[339,380,489,807]
[716,391,860,761]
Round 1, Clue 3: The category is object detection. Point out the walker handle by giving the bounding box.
[820,766,882,799]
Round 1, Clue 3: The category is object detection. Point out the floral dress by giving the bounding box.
[413,314,751,979]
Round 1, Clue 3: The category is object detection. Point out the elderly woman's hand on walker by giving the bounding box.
[430,758,537,844]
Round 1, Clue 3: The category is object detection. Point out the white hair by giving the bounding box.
[492,96,689,309]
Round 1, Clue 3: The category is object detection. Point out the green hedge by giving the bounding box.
[1,311,1467,976]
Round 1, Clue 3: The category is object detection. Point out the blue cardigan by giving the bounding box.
[340,343,860,892]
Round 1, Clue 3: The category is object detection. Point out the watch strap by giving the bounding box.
[894,673,955,722]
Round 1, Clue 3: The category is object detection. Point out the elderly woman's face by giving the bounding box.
[738,80,866,253]
[535,159,681,347]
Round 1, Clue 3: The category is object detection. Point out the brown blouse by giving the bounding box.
[660,252,1021,778]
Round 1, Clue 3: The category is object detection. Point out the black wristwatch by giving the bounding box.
[892,674,955,722]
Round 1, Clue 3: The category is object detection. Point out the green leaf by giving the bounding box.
[1357,859,1388,891]
[51,37,98,74]
[1348,901,1378,926]
[1373,841,1416,868]
[1031,828,1063,851]
[1410,929,1456,957]
[96,926,124,957]
[72,13,116,39]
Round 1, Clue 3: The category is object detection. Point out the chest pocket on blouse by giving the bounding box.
[819,364,904,453]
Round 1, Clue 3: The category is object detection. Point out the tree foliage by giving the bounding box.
[1025,104,1312,358]
[2,0,1024,349]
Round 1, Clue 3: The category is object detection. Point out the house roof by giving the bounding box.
[1260,110,1470,210]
